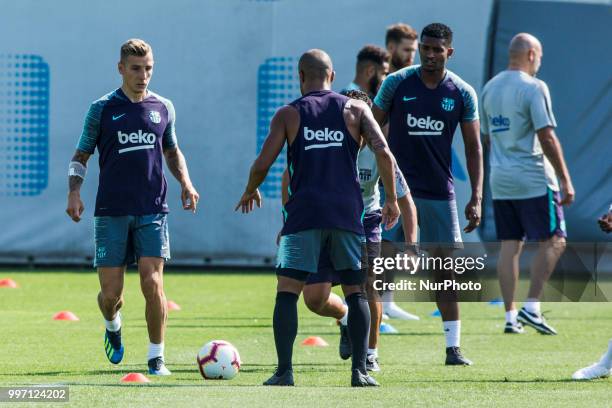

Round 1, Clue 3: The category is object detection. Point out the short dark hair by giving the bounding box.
[385,23,418,46]
[340,89,372,108]
[421,23,453,44]
[356,45,389,68]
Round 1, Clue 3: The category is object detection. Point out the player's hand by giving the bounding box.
[560,177,575,206]
[235,189,262,213]
[598,212,612,233]
[464,196,481,233]
[181,183,199,213]
[382,200,400,230]
[276,230,282,246]
[66,192,84,222]
[402,244,420,274]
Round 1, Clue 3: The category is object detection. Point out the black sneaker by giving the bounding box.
[339,324,351,360]
[517,308,557,335]
[263,368,294,386]
[504,321,525,334]
[351,368,380,387]
[366,354,380,372]
[445,347,473,366]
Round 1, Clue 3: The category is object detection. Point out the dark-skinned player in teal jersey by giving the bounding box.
[373,23,484,366]
[235,49,399,387]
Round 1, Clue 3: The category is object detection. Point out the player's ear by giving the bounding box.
[366,65,375,79]
[329,70,335,84]
[299,69,305,84]
[117,61,124,75]
[447,47,454,58]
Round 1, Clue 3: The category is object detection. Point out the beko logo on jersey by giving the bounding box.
[117,130,156,154]
[490,115,510,132]
[303,127,344,150]
[407,114,445,136]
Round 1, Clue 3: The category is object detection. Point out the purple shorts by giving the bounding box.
[305,210,382,285]
[493,188,567,241]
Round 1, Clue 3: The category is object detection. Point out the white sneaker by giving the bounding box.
[572,363,611,380]
[383,302,420,320]
[382,313,390,320]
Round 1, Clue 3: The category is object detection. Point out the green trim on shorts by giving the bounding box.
[548,188,555,233]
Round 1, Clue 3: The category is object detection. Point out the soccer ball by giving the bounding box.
[196,340,241,380]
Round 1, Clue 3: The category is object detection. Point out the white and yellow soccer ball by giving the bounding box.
[196,340,241,380]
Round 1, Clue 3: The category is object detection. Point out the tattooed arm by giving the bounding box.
[358,102,399,229]
[163,146,200,213]
[66,150,91,222]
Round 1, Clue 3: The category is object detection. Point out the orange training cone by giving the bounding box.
[0,279,18,288]
[166,300,181,311]
[121,373,150,383]
[301,336,329,347]
[52,311,79,321]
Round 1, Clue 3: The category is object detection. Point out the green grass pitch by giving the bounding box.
[0,270,610,407]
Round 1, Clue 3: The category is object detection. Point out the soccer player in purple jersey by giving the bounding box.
[65,39,199,376]
[236,49,399,387]
[373,23,483,365]
[379,25,424,323]
[572,204,612,380]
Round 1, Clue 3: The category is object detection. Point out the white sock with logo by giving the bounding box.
[339,307,348,326]
[148,342,164,361]
[523,298,541,315]
[381,291,394,304]
[104,312,121,332]
[505,309,518,324]
[443,320,461,348]
[367,348,378,357]
[598,339,612,369]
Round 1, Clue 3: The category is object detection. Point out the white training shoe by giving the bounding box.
[383,302,420,321]
[572,363,611,380]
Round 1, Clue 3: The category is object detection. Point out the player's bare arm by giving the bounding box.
[536,126,575,205]
[372,105,388,130]
[66,149,91,222]
[461,120,483,232]
[163,146,199,213]
[353,100,399,228]
[235,105,294,213]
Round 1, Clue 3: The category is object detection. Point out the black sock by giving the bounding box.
[273,291,299,376]
[346,292,370,373]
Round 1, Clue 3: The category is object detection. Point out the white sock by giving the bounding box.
[147,342,164,361]
[367,348,378,357]
[104,312,121,332]
[443,320,461,348]
[598,339,612,369]
[523,298,540,315]
[381,291,394,303]
[339,307,348,326]
[505,309,518,324]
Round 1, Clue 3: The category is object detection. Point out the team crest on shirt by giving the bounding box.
[441,97,455,112]
[149,110,161,124]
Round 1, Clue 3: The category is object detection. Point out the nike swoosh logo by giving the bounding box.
[403,97,417,102]
[112,113,126,120]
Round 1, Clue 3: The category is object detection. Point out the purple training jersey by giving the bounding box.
[281,90,364,236]
[77,88,178,216]
[374,66,478,200]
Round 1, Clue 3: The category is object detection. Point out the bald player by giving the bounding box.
[235,49,400,387]
[481,33,575,335]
